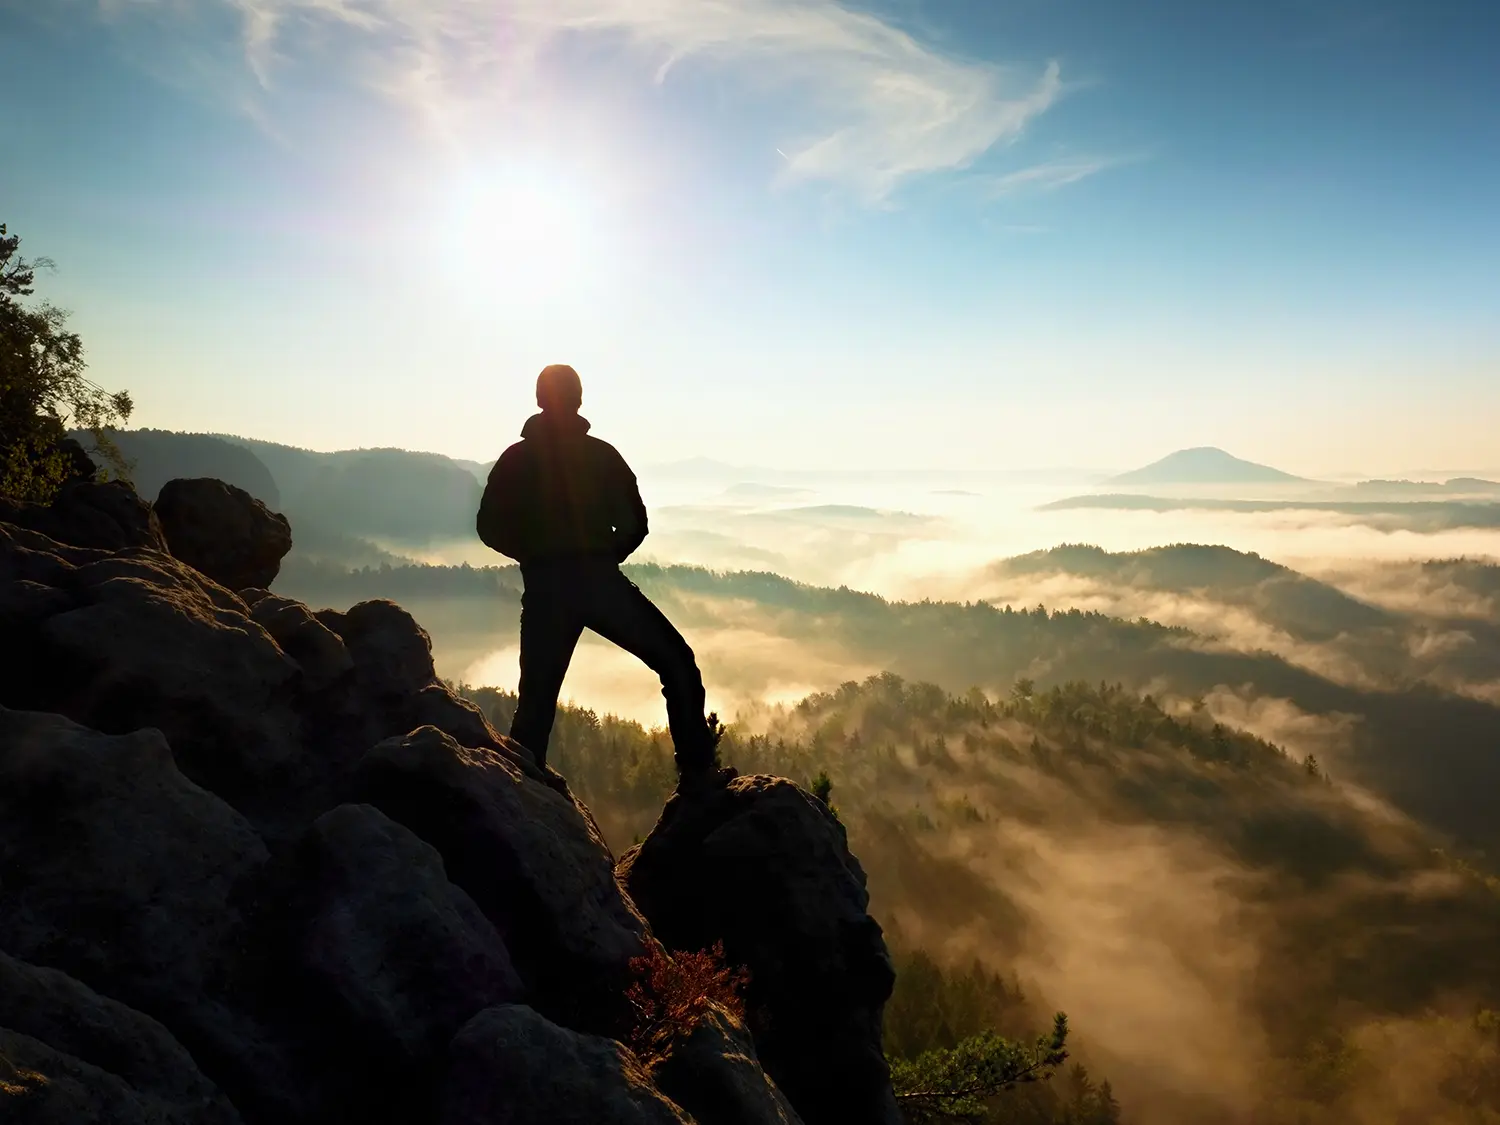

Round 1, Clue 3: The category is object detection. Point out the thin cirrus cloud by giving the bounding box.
[985,155,1125,197]
[85,0,1068,202]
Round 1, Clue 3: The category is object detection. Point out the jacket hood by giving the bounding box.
[521,412,592,440]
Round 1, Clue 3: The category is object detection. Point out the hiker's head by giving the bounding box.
[536,364,583,414]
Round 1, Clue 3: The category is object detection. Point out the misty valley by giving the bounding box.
[69,427,1500,1124]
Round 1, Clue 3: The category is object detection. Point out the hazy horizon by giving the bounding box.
[4,1,1497,474]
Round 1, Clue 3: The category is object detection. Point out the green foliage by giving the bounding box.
[809,768,844,824]
[0,222,131,501]
[624,941,750,1061]
[1055,1065,1122,1125]
[884,950,1029,1062]
[891,1013,1069,1122]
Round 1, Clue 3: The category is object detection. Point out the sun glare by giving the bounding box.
[442,166,596,300]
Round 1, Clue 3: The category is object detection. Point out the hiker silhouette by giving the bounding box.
[477,364,723,782]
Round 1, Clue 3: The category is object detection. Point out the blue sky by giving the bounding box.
[1,0,1496,473]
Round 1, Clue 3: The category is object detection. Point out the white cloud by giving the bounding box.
[986,155,1122,197]
[87,0,1066,201]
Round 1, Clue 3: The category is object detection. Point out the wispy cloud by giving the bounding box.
[82,0,1066,201]
[985,155,1124,198]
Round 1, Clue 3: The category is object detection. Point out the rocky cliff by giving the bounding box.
[0,475,901,1124]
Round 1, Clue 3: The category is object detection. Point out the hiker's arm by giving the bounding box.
[610,452,649,562]
[476,451,528,562]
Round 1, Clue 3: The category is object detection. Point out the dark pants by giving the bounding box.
[510,558,712,770]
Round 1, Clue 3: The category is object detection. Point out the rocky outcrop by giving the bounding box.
[0,710,269,1022]
[0,523,511,815]
[0,524,303,801]
[650,1007,804,1125]
[241,589,354,690]
[0,709,302,1121]
[1,1028,189,1125]
[0,475,900,1125]
[620,776,902,1125]
[154,477,292,591]
[0,478,165,551]
[0,951,242,1125]
[295,803,525,1068]
[349,726,652,1035]
[443,1005,693,1125]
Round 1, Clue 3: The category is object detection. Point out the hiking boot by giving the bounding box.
[539,765,574,799]
[675,762,739,796]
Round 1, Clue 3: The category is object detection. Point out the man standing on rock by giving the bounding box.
[477,364,728,788]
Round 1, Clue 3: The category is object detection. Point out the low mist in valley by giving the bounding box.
[109,428,1500,1122]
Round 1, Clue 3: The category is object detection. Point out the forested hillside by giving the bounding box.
[273,555,1500,854]
[462,677,1500,1124]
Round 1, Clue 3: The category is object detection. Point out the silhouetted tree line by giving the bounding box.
[0,223,130,501]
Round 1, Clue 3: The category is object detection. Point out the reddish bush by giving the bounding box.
[625,941,751,1058]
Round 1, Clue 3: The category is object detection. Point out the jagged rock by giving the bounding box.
[0,500,894,1125]
[306,596,524,771]
[15,543,302,798]
[154,477,292,591]
[410,682,517,753]
[319,599,437,699]
[650,1007,804,1125]
[297,804,525,1068]
[442,1005,693,1125]
[0,478,166,551]
[0,710,282,1119]
[0,710,269,1008]
[242,589,354,690]
[0,950,242,1125]
[619,776,901,1125]
[0,1029,179,1125]
[348,726,651,1035]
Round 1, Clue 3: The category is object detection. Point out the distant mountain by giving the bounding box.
[90,430,485,549]
[1111,447,1305,485]
[218,437,483,543]
[992,543,1395,640]
[74,429,281,507]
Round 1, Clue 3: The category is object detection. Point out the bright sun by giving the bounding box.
[442,167,594,300]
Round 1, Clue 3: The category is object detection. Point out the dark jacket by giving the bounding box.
[476,412,648,566]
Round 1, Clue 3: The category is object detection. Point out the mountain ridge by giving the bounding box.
[1111,446,1306,485]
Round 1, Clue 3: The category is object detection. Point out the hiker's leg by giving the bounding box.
[509,580,584,768]
[586,570,714,771]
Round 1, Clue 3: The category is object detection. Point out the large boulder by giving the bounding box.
[619,777,901,1125]
[317,599,438,700]
[442,1005,692,1125]
[5,535,302,800]
[0,1029,184,1125]
[241,589,354,691]
[0,951,242,1125]
[154,477,292,592]
[0,709,269,1013]
[312,599,521,760]
[0,710,283,1115]
[348,726,651,1035]
[650,1007,804,1125]
[0,478,166,551]
[296,804,524,1069]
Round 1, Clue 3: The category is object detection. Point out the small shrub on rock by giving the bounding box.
[625,941,750,1060]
